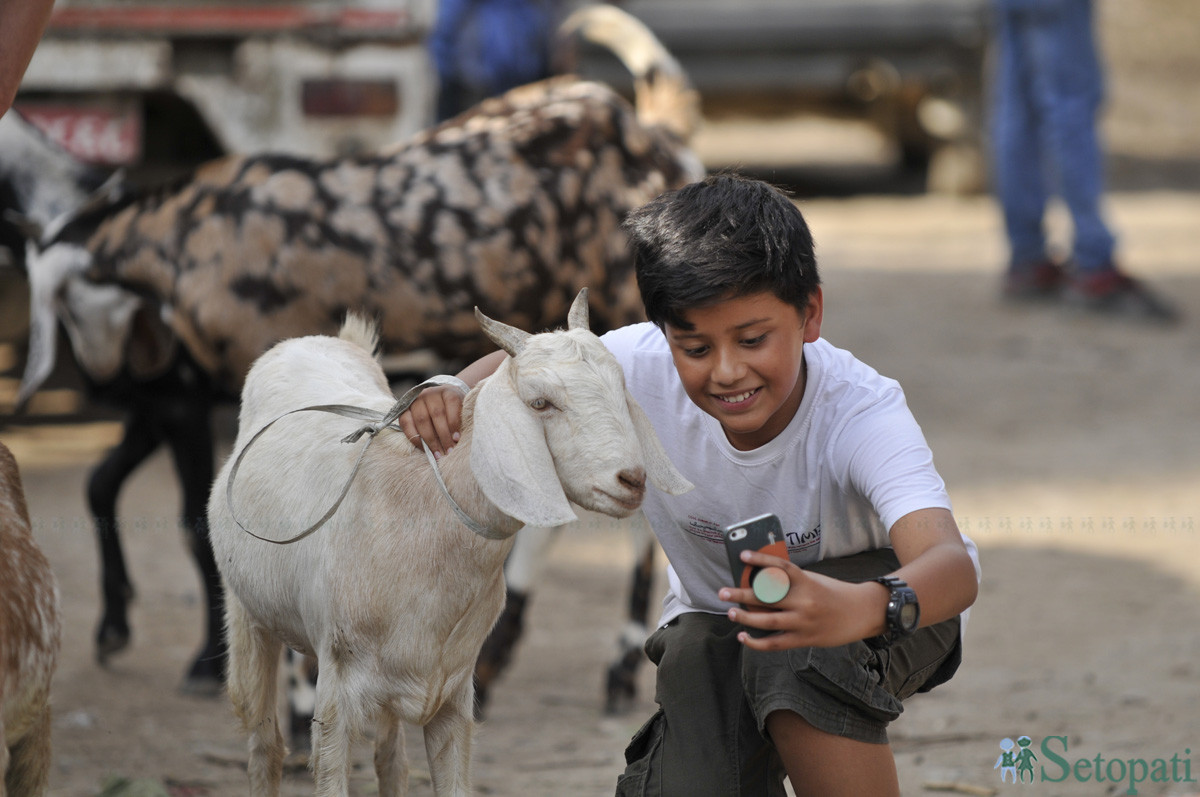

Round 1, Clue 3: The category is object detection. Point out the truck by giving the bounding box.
[572,0,992,193]
[14,0,990,192]
[14,0,438,181]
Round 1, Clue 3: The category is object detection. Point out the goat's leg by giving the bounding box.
[473,524,560,718]
[87,406,164,664]
[310,672,353,797]
[2,699,53,795]
[225,596,285,797]
[160,398,226,693]
[374,704,408,797]
[423,682,475,797]
[605,514,656,714]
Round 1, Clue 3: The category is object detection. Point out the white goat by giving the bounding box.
[207,289,691,796]
[0,442,62,797]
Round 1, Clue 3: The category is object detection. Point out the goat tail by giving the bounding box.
[559,4,701,142]
[338,312,380,357]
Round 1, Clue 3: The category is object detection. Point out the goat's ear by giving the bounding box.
[17,243,90,409]
[471,368,578,527]
[627,390,693,495]
[16,285,58,411]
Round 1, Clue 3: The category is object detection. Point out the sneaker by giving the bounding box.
[1065,266,1182,325]
[1003,258,1067,301]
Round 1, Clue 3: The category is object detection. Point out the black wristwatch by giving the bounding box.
[868,576,920,648]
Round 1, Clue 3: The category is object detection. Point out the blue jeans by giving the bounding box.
[991,0,1116,272]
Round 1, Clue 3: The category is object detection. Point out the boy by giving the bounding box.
[401,173,980,795]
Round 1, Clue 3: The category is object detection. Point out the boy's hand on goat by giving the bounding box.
[719,550,889,651]
[400,349,507,455]
[399,385,464,456]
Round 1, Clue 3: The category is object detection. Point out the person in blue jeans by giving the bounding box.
[429,0,562,122]
[991,0,1179,323]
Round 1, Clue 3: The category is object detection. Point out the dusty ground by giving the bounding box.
[3,1,1200,795]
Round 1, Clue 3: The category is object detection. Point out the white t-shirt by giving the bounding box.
[601,322,980,627]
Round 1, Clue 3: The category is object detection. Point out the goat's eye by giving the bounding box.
[529,398,549,411]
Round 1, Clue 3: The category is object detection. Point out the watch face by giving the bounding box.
[899,602,919,629]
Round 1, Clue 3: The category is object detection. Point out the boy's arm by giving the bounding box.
[397,350,507,455]
[720,507,978,650]
[886,507,980,627]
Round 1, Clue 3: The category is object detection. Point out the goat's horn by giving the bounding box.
[566,287,589,331]
[475,307,531,356]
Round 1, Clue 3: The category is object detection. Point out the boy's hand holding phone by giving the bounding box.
[723,514,791,608]
[720,514,890,651]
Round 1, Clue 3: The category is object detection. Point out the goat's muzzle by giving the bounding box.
[594,467,647,513]
[618,467,646,494]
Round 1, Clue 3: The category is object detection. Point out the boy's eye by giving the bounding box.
[683,345,709,357]
[741,334,767,347]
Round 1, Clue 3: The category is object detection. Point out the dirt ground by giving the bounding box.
[4,1,1200,795]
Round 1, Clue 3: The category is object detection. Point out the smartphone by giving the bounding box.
[723,513,790,607]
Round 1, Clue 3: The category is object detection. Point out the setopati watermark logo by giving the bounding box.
[994,735,1196,794]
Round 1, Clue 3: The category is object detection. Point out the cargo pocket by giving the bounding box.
[800,642,903,724]
[894,657,944,700]
[890,618,963,700]
[615,708,665,797]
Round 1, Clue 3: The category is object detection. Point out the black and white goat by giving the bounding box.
[208,291,692,795]
[1,111,224,689]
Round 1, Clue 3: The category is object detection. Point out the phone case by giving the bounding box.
[723,513,789,599]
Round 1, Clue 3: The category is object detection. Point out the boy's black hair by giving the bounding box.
[623,172,820,330]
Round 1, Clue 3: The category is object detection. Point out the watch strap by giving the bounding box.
[867,576,918,649]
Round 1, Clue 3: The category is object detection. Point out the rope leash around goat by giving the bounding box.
[225,374,508,544]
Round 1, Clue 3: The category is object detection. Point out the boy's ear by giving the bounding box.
[803,287,824,343]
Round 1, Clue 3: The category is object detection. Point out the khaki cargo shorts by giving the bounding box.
[615,548,962,797]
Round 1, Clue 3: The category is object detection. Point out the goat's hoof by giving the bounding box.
[94,623,130,665]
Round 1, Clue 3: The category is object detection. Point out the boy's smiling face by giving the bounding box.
[665,289,823,451]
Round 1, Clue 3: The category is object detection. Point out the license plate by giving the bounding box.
[16,102,142,165]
